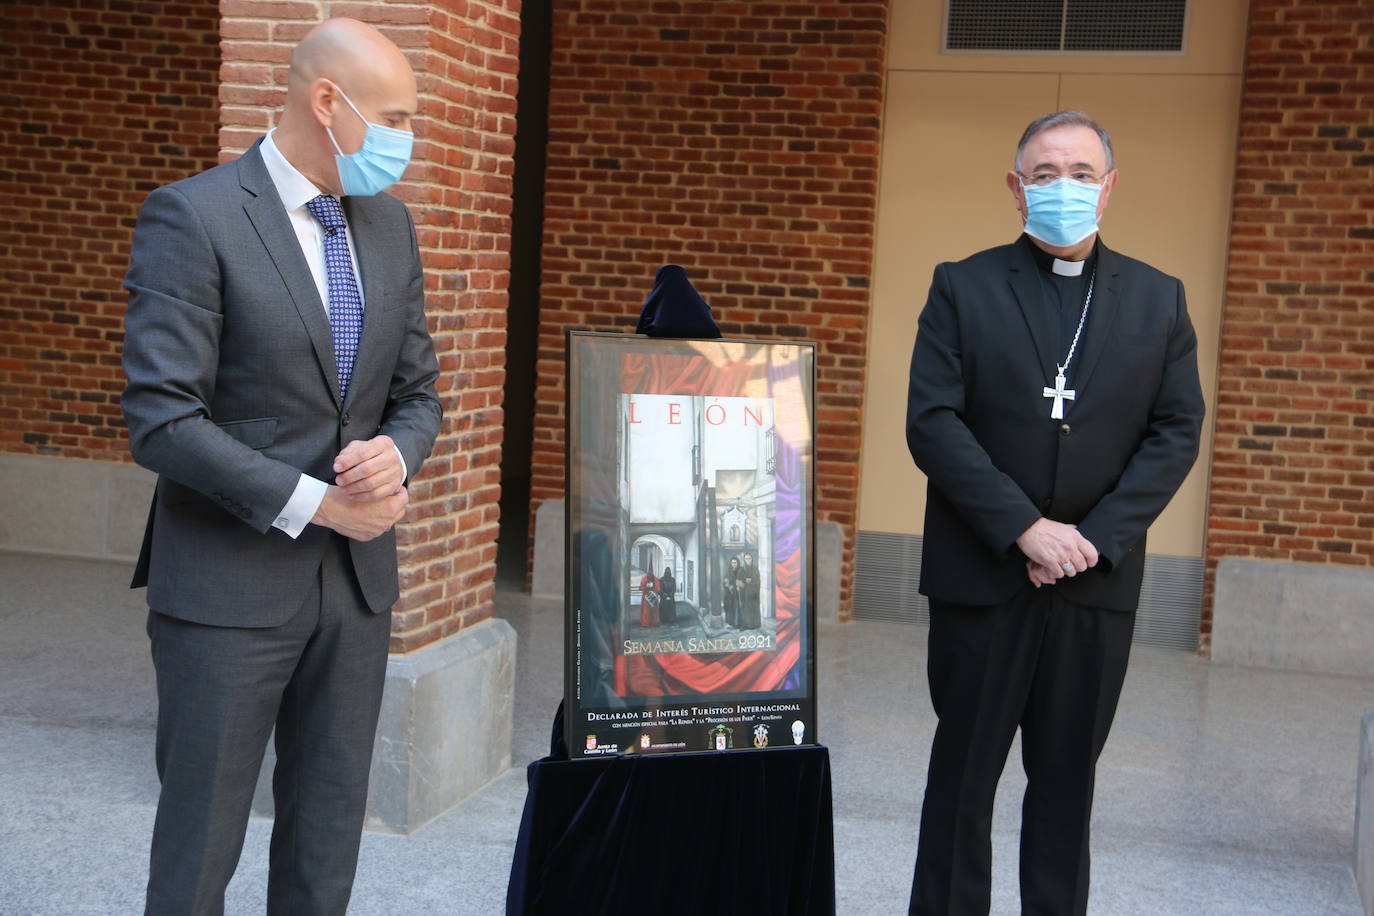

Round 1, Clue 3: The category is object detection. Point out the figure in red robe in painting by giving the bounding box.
[638,571,660,628]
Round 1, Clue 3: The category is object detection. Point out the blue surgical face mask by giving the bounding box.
[1022,177,1102,248]
[325,84,413,197]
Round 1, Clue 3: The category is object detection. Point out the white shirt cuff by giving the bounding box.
[393,443,409,481]
[273,474,328,539]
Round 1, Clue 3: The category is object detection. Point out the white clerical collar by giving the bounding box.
[1052,258,1086,277]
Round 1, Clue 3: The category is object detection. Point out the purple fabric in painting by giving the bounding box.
[768,351,804,562]
[768,350,807,691]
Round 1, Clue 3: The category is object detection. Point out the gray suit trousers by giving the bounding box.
[144,535,390,916]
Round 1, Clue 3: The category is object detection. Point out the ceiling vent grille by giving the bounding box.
[945,0,1188,54]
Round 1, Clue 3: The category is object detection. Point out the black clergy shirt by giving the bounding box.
[1020,233,1100,379]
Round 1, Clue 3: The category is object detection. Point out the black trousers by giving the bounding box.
[144,535,391,916]
[909,585,1135,916]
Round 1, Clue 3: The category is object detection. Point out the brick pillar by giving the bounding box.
[0,0,220,460]
[219,2,519,654]
[1204,0,1374,644]
[530,3,889,619]
[220,4,520,828]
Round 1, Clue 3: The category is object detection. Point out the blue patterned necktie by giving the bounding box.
[304,194,363,400]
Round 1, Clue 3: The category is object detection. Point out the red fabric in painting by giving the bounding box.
[625,548,801,695]
[621,351,757,399]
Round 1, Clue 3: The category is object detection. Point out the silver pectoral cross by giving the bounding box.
[1043,370,1076,420]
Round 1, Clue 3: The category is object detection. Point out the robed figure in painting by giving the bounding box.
[738,551,761,630]
[638,571,660,628]
[722,555,741,627]
[658,566,676,624]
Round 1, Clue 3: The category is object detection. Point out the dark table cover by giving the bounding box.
[506,746,835,915]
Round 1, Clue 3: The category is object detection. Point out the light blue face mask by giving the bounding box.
[326,84,413,197]
[1022,177,1102,248]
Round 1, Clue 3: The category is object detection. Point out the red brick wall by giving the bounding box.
[0,2,513,653]
[219,2,519,652]
[530,2,889,617]
[0,0,220,460]
[1204,0,1374,641]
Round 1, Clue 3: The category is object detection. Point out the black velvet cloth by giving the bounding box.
[506,745,835,915]
[634,264,722,338]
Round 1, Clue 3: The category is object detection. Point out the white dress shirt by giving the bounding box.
[258,131,406,538]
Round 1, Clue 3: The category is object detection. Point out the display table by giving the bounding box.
[506,744,835,915]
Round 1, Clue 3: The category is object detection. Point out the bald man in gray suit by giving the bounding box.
[121,19,442,914]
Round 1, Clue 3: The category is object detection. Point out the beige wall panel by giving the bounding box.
[889,0,1249,76]
[1061,74,1241,557]
[858,72,1241,559]
[857,71,1058,537]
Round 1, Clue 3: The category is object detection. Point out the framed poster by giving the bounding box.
[564,331,817,759]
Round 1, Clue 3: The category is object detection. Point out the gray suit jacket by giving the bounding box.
[121,140,442,626]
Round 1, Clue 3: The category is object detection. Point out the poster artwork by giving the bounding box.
[565,334,815,758]
[624,393,777,662]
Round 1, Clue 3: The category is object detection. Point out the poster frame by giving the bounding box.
[562,330,818,759]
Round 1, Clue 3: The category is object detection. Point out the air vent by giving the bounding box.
[945,0,1187,54]
[852,530,929,625]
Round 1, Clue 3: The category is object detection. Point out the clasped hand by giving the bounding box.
[1016,517,1099,587]
[311,436,409,541]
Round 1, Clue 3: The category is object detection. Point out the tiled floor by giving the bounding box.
[0,552,1366,914]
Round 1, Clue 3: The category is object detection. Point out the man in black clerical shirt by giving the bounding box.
[905,111,1205,915]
